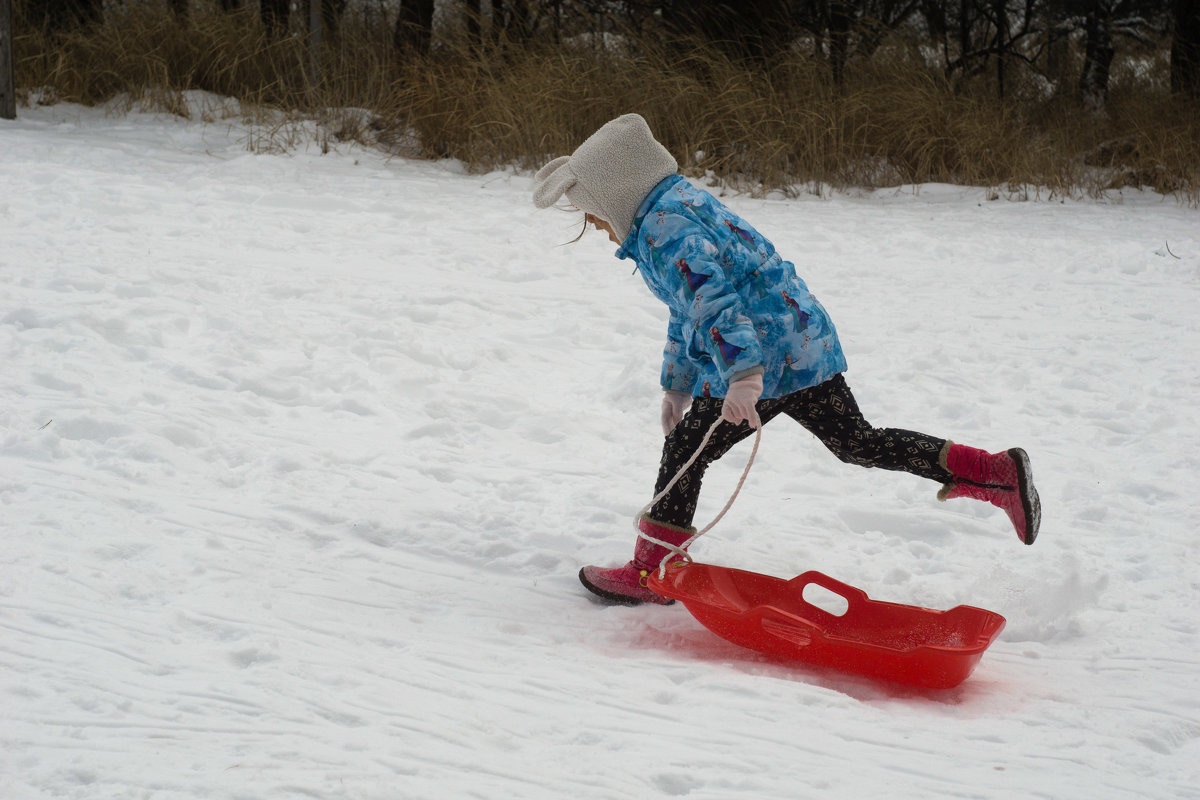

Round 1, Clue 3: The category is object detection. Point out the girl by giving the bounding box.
[533,114,1041,606]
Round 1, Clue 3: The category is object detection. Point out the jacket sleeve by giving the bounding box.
[647,216,764,387]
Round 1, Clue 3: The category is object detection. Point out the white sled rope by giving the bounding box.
[636,418,763,578]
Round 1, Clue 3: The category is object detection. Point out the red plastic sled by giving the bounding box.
[647,562,1005,689]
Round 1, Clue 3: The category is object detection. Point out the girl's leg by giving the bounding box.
[781,374,953,483]
[579,396,786,606]
[783,374,1040,543]
[649,395,788,528]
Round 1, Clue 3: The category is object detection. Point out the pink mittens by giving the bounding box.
[660,390,692,435]
[721,374,763,428]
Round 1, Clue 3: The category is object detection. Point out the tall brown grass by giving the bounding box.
[12,1,1199,204]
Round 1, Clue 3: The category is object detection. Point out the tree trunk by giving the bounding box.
[507,0,533,43]
[321,0,347,39]
[1172,0,1200,97]
[1079,10,1115,113]
[829,0,853,85]
[959,0,971,71]
[1044,0,1070,95]
[663,0,794,64]
[394,0,435,57]
[1,0,14,120]
[260,0,289,38]
[465,0,482,49]
[37,0,102,34]
[948,0,983,80]
[920,0,947,51]
[993,0,1008,99]
[168,0,189,24]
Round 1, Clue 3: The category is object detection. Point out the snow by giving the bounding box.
[2,98,1200,800]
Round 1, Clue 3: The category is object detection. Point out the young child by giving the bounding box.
[533,114,1041,606]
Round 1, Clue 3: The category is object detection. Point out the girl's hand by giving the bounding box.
[721,374,763,428]
[661,390,692,436]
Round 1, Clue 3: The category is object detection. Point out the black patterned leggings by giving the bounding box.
[650,374,954,528]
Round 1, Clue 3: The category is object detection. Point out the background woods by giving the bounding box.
[5,0,1199,200]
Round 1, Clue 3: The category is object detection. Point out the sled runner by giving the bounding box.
[647,562,1005,689]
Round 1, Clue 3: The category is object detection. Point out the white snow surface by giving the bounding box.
[3,99,1200,800]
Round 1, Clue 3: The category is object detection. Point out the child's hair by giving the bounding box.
[568,214,587,244]
[554,207,587,246]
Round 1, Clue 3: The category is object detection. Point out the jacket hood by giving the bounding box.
[532,114,678,242]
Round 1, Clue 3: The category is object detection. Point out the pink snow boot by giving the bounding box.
[938,443,1041,544]
[578,516,695,606]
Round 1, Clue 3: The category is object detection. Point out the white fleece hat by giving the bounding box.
[532,114,678,242]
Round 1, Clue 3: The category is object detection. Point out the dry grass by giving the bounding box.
[12,2,1199,203]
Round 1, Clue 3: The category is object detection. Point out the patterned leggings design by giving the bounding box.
[650,374,954,529]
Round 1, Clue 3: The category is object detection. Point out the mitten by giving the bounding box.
[660,390,692,435]
[721,373,763,428]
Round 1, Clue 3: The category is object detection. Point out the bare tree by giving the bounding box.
[1073,1,1170,112]
[465,0,484,49]
[36,0,103,34]
[1173,0,1200,95]
[1,0,14,120]
[167,0,188,24]
[661,0,795,64]
[260,0,288,37]
[1079,7,1116,111]
[321,0,349,39]
[394,0,435,56]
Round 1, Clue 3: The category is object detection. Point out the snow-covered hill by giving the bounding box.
[2,99,1199,799]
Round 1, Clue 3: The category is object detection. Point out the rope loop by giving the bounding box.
[636,418,762,578]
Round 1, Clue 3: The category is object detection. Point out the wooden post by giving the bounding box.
[1,0,16,120]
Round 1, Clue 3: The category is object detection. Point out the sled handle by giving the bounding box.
[784,571,869,621]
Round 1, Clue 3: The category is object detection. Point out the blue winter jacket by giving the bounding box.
[615,175,847,399]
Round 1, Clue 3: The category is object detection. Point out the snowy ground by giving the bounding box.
[2,97,1199,800]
